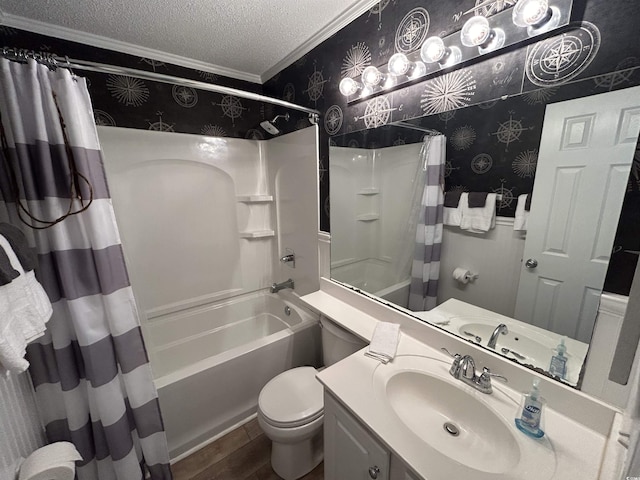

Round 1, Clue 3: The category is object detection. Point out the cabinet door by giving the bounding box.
[324,393,390,480]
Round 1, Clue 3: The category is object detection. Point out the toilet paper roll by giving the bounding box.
[19,442,82,480]
[453,267,471,284]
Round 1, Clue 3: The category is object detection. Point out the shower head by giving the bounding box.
[260,113,290,135]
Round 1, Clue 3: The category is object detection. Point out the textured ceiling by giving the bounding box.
[0,0,370,81]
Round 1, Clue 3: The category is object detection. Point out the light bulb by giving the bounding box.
[362,66,384,87]
[421,37,446,63]
[512,0,549,27]
[339,77,359,96]
[461,16,491,47]
[512,0,560,35]
[409,61,427,79]
[388,53,411,76]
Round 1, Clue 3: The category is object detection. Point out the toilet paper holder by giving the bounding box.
[453,267,479,284]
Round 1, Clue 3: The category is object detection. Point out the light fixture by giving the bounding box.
[362,66,385,87]
[420,37,462,68]
[512,0,561,36]
[337,0,572,102]
[339,77,360,96]
[460,16,506,53]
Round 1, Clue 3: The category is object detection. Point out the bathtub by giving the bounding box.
[148,290,321,459]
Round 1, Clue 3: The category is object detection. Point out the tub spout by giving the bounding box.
[271,278,294,293]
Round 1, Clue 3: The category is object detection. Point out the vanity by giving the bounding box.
[302,279,621,480]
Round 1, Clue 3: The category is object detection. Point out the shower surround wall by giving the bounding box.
[97,126,320,458]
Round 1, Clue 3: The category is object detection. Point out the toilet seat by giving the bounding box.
[259,366,324,428]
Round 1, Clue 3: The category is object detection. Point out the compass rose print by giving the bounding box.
[213,96,247,126]
[512,149,538,178]
[593,57,638,91]
[93,110,116,127]
[395,7,430,54]
[198,70,219,82]
[106,75,150,107]
[324,105,343,135]
[342,42,372,79]
[148,112,175,132]
[438,110,456,126]
[473,0,517,17]
[172,85,198,108]
[304,64,328,104]
[451,126,477,151]
[493,180,514,211]
[526,21,601,87]
[444,161,460,178]
[139,58,166,72]
[522,87,558,105]
[471,154,493,174]
[246,129,264,140]
[201,124,227,137]
[356,96,396,129]
[319,157,328,182]
[491,111,533,152]
[421,70,476,115]
[283,83,295,102]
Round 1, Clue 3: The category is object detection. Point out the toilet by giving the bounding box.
[257,316,366,480]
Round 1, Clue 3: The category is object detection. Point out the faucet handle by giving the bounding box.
[441,348,463,378]
[480,367,507,383]
[441,347,459,358]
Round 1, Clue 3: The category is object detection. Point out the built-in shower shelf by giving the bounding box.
[239,230,275,239]
[357,214,380,222]
[357,188,379,195]
[236,195,274,203]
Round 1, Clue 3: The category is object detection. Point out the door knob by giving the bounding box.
[369,466,380,479]
[525,258,538,269]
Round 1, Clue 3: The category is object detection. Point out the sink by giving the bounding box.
[373,355,556,479]
[386,370,519,473]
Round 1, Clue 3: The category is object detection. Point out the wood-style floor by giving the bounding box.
[171,418,324,480]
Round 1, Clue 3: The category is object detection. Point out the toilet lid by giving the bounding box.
[259,367,324,428]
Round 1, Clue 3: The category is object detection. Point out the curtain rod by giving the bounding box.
[1,47,320,118]
[393,121,442,135]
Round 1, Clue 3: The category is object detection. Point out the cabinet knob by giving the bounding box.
[369,466,380,479]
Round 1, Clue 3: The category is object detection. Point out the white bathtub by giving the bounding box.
[148,291,321,459]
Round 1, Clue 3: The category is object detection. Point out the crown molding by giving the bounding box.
[260,0,380,83]
[0,11,262,84]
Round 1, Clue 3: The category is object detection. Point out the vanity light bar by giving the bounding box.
[339,0,572,104]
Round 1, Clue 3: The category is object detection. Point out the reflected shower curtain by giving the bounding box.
[408,135,445,311]
[0,59,172,479]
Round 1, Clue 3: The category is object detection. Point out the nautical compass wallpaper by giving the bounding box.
[0,26,269,139]
[263,0,640,233]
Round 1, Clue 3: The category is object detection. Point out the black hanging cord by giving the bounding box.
[0,91,94,229]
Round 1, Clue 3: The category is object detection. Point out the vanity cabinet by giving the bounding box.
[324,392,390,480]
[324,392,423,480]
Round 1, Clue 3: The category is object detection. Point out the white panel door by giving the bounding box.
[514,86,640,342]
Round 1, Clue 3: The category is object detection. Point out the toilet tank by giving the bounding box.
[320,316,367,366]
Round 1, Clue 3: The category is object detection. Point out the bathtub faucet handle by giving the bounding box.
[280,248,295,268]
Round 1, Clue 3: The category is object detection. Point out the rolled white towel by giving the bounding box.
[514,194,529,231]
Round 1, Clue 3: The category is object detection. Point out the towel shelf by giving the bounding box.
[239,230,275,239]
[236,195,274,203]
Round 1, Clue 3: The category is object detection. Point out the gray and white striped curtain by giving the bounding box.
[0,59,172,479]
[408,135,445,311]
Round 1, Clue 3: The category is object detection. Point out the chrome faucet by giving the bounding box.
[487,323,508,349]
[280,254,295,263]
[441,348,507,394]
[280,249,295,268]
[271,278,294,293]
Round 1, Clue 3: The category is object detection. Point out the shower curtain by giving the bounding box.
[0,59,172,479]
[408,135,445,311]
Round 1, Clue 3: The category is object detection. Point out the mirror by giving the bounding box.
[329,81,640,388]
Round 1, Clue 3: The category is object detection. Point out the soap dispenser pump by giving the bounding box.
[549,337,568,379]
[515,378,545,438]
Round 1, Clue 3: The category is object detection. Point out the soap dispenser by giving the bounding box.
[515,378,545,438]
[549,337,567,379]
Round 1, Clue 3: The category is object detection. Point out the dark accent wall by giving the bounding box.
[0,26,278,139]
[263,0,640,233]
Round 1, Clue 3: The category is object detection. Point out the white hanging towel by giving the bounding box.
[0,234,52,375]
[514,194,529,231]
[443,193,463,226]
[460,193,496,233]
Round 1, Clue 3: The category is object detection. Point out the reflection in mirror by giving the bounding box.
[330,82,640,388]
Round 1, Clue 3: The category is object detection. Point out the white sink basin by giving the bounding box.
[373,355,556,479]
[386,370,520,473]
